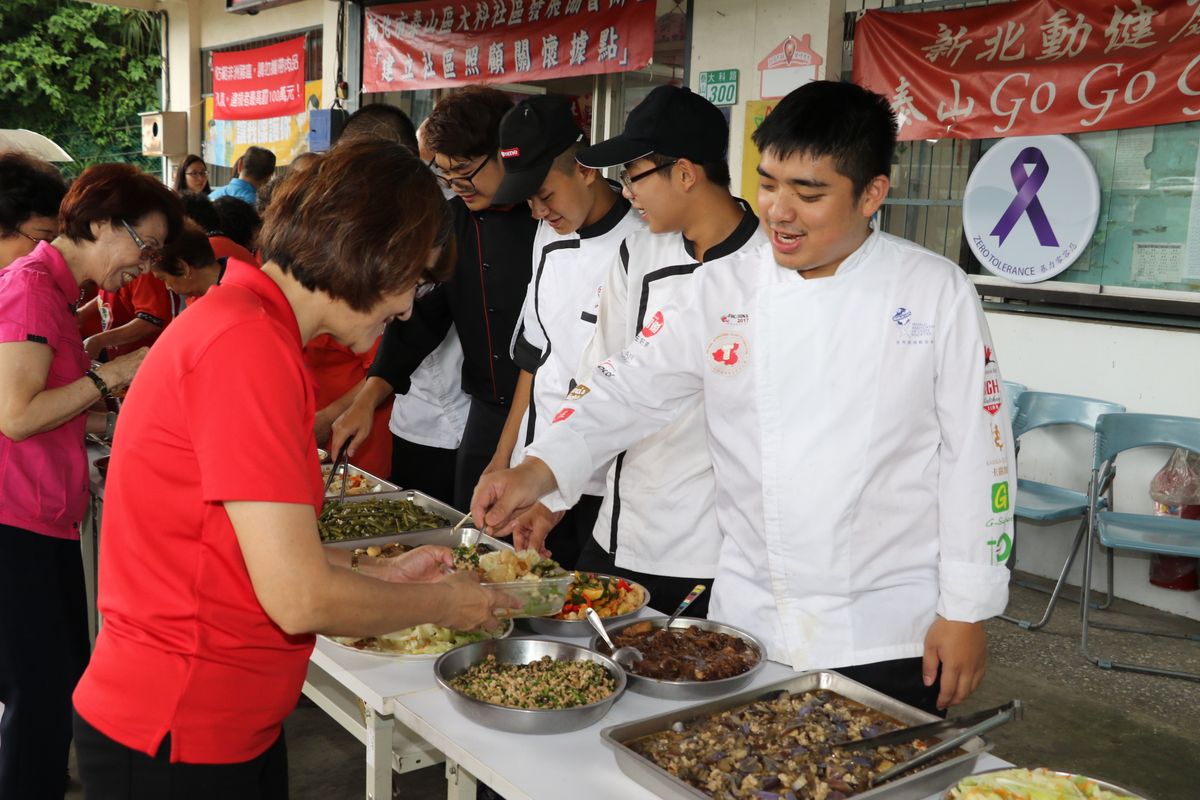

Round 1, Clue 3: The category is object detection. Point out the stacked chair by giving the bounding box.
[1081,413,1200,681]
[999,391,1126,631]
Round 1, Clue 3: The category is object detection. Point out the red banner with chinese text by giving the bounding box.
[363,0,656,92]
[852,0,1200,140]
[212,36,306,121]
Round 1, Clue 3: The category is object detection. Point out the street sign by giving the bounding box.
[698,69,739,107]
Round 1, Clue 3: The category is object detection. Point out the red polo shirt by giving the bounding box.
[73,260,323,764]
[303,334,392,478]
[97,272,176,358]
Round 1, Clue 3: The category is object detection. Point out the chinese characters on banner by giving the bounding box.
[852,0,1200,140]
[212,36,306,121]
[363,0,656,92]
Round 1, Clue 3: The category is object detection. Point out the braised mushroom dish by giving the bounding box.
[628,690,935,800]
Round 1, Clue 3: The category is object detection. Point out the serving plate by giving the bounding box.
[521,573,651,637]
[321,618,513,661]
[434,637,626,734]
[589,616,766,699]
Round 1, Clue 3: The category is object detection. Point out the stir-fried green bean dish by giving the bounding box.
[318,498,451,542]
[448,655,616,709]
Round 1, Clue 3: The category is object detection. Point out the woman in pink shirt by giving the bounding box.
[0,163,182,799]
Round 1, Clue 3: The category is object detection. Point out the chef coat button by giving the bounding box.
[493,354,500,360]
[487,307,497,313]
[482,262,490,271]
[498,396,507,404]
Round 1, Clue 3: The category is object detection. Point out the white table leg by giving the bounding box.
[364,705,393,800]
[445,758,477,800]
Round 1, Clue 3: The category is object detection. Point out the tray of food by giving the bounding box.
[463,547,574,619]
[522,572,650,636]
[600,670,992,800]
[321,464,399,497]
[321,526,511,554]
[590,617,765,699]
[322,619,514,659]
[945,768,1145,800]
[318,491,460,542]
[434,638,626,734]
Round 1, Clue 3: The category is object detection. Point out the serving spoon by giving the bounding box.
[586,607,644,670]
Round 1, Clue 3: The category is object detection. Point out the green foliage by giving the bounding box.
[0,0,162,176]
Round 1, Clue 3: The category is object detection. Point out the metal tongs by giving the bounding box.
[836,699,1023,787]
[323,441,352,504]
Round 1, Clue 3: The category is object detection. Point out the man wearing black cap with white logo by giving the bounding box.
[481,95,643,569]
[494,85,765,616]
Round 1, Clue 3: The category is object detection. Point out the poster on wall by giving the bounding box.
[211,36,306,121]
[757,34,822,99]
[362,0,656,92]
[962,134,1100,283]
[204,80,321,168]
[853,0,1200,140]
[740,99,777,215]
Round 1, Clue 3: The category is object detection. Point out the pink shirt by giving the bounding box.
[0,242,90,540]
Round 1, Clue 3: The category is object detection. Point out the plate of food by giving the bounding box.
[946,768,1145,800]
[590,617,765,699]
[434,638,626,733]
[455,545,573,619]
[522,572,650,636]
[322,619,513,659]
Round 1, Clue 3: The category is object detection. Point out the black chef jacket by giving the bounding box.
[369,197,538,408]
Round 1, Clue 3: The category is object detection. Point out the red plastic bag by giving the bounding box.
[1148,450,1200,591]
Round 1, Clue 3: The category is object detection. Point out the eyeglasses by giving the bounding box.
[185,169,208,177]
[431,154,492,195]
[618,159,678,194]
[14,229,51,245]
[120,220,162,266]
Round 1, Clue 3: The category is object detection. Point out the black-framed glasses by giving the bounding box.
[120,219,162,265]
[618,159,678,194]
[431,154,492,195]
[185,168,208,177]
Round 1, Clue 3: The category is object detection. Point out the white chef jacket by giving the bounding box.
[388,326,470,449]
[508,194,643,480]
[566,207,766,579]
[527,230,1015,670]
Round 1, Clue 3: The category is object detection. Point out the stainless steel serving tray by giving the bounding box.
[319,490,468,543]
[320,464,399,497]
[323,523,511,553]
[600,670,992,800]
[589,617,767,700]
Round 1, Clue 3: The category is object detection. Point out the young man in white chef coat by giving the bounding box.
[483,94,643,568]
[471,81,1016,713]
[502,85,766,616]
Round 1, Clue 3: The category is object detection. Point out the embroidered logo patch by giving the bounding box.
[991,481,1010,513]
[552,408,575,423]
[566,384,590,400]
[983,345,1003,415]
[640,310,665,338]
[892,307,912,326]
[720,313,750,326]
[706,333,747,376]
[500,147,521,159]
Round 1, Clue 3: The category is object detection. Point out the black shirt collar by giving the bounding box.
[682,198,759,262]
[577,188,631,240]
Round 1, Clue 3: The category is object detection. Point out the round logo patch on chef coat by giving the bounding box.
[706,333,748,376]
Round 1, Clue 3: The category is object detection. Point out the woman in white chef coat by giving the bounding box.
[471,80,1015,716]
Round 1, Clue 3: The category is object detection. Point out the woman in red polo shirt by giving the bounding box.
[0,163,182,800]
[72,141,503,799]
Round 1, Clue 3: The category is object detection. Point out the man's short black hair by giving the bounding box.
[752,81,897,198]
[340,103,418,152]
[241,146,277,182]
[180,191,220,234]
[213,196,261,249]
[0,152,67,233]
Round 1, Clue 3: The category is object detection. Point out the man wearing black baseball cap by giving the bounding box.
[484,94,643,568]
[492,85,765,617]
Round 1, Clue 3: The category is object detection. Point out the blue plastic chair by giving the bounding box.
[1081,413,1200,680]
[1002,381,1026,424]
[999,392,1125,631]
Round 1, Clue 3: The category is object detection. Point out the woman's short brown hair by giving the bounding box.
[257,139,454,312]
[59,163,184,246]
[159,220,216,277]
[423,85,513,159]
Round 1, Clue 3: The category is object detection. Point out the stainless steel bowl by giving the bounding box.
[589,617,766,700]
[943,768,1147,799]
[521,574,651,637]
[434,637,627,734]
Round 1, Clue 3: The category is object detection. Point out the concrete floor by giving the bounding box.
[64,574,1199,800]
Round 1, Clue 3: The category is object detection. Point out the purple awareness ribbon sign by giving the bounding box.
[990,146,1059,247]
